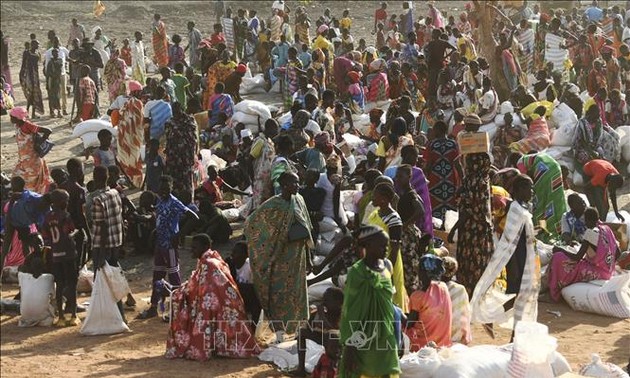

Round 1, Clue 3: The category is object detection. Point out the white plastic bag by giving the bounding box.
[561,273,630,319]
[77,265,94,293]
[508,321,557,378]
[258,339,325,374]
[101,261,130,302]
[606,211,630,242]
[80,268,130,336]
[579,354,630,378]
[432,345,510,378]
[307,277,334,304]
[18,272,55,327]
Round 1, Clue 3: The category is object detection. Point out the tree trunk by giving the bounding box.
[474,0,512,101]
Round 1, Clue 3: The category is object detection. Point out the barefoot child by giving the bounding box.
[92,128,116,168]
[41,189,80,326]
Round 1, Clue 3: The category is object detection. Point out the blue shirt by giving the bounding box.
[144,100,172,140]
[145,154,164,193]
[585,6,603,22]
[298,51,312,69]
[155,193,188,248]
[272,42,290,68]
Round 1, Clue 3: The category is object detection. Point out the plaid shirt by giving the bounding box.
[91,188,123,249]
[79,76,97,105]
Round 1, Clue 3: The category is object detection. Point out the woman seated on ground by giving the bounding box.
[548,207,620,302]
[166,233,260,360]
[195,165,250,209]
[405,254,452,352]
[510,105,550,154]
[559,193,588,245]
[441,256,472,345]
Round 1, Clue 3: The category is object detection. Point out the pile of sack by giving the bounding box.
[231,100,272,134]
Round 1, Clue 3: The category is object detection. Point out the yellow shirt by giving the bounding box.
[340,17,352,30]
[250,137,265,159]
[312,35,333,54]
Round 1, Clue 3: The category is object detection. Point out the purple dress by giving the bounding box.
[385,165,434,236]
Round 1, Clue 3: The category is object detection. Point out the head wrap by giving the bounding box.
[314,131,330,146]
[540,13,551,23]
[127,80,143,93]
[355,225,387,242]
[463,114,482,125]
[236,63,247,74]
[370,58,387,72]
[420,254,445,281]
[317,24,329,35]
[455,107,468,117]
[442,256,458,280]
[292,109,311,130]
[9,107,28,121]
[347,71,361,84]
[349,50,362,62]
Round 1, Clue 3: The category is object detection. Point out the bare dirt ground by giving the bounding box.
[1,1,629,377]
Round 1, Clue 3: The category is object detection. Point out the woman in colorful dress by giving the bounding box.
[207,82,234,126]
[450,114,493,297]
[510,105,551,154]
[10,107,52,193]
[152,14,169,67]
[283,47,304,110]
[104,49,127,103]
[116,80,144,189]
[204,50,236,110]
[368,182,408,313]
[424,121,461,222]
[517,152,567,242]
[366,58,389,103]
[244,172,312,342]
[548,207,619,301]
[339,225,401,378]
[19,39,44,118]
[406,254,452,352]
[493,113,525,169]
[166,233,260,360]
[165,102,198,197]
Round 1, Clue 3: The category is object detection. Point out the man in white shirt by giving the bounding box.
[623,18,630,43]
[131,31,146,85]
[44,36,69,115]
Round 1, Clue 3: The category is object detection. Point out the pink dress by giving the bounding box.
[405,281,452,352]
[548,223,618,301]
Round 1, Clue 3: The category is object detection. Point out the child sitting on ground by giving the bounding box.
[291,287,344,377]
[92,129,116,167]
[226,241,261,322]
[312,330,341,378]
[41,189,80,326]
[195,165,250,208]
[441,256,472,345]
[195,199,233,244]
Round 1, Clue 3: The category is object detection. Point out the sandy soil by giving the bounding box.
[1,1,629,377]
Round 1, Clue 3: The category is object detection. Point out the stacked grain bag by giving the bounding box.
[72,119,117,149]
[231,100,272,135]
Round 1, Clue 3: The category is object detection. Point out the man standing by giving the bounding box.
[131,31,146,84]
[185,22,202,70]
[425,29,456,96]
[79,37,103,91]
[88,166,125,320]
[138,175,198,319]
[584,0,603,23]
[67,18,85,48]
[44,36,69,115]
[59,158,90,268]
[143,86,173,143]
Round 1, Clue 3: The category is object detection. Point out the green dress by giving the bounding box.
[339,260,401,378]
[244,194,313,332]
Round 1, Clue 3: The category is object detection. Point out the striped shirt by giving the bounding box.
[144,100,172,140]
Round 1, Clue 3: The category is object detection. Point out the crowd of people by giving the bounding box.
[1,0,629,376]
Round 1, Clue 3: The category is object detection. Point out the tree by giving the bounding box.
[472,0,515,101]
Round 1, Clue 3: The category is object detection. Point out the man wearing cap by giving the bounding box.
[224,63,247,103]
[78,37,103,91]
